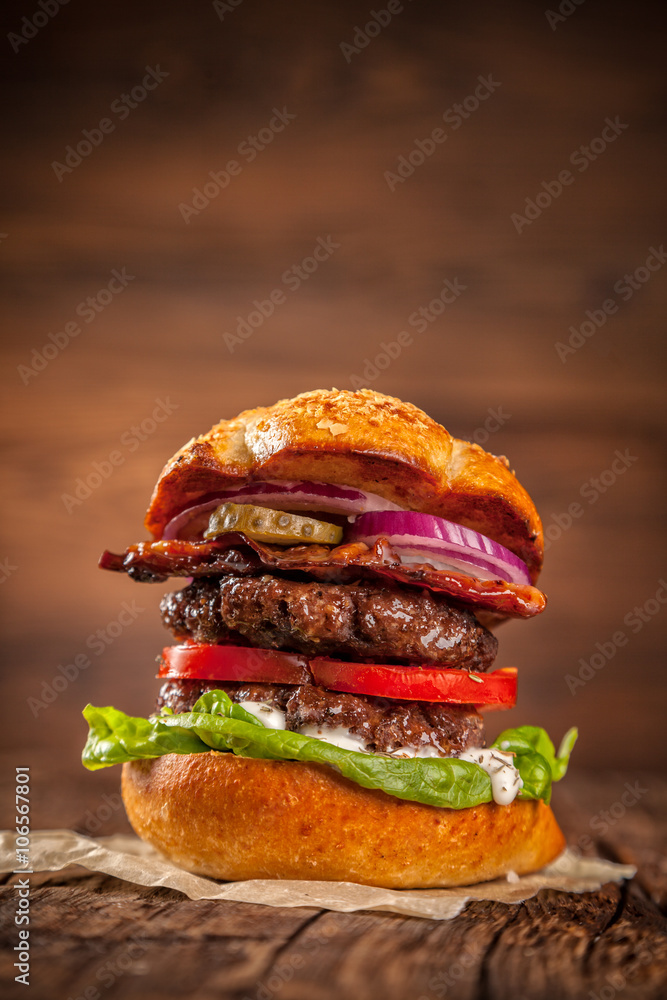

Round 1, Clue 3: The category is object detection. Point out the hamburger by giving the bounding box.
[82,388,576,888]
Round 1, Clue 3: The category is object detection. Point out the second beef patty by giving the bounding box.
[161,575,498,671]
[157,678,485,755]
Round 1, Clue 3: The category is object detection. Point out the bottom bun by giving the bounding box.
[121,752,566,889]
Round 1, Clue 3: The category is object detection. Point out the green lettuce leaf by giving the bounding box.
[82,696,576,809]
[82,704,209,771]
[492,725,578,802]
[190,689,265,728]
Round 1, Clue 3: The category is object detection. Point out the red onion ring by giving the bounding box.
[346,511,532,586]
[162,480,402,540]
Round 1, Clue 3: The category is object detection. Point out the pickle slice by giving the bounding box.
[204,502,343,546]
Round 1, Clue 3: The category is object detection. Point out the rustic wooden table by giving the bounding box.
[1,771,665,1000]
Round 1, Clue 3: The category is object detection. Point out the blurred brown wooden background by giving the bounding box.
[0,0,665,832]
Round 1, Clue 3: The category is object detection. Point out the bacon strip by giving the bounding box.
[99,535,546,620]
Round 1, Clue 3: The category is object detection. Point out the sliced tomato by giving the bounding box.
[310,658,517,710]
[158,643,517,710]
[158,644,311,685]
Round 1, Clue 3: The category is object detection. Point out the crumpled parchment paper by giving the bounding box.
[0,829,636,921]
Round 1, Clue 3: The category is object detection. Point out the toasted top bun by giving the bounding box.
[122,753,565,889]
[146,389,543,579]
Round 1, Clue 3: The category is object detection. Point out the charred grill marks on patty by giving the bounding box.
[160,578,249,647]
[161,576,498,671]
[156,679,485,756]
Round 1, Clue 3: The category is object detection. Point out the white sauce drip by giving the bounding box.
[238,703,523,803]
[298,728,447,758]
[298,724,368,752]
[239,703,449,756]
[238,701,287,730]
[456,748,523,805]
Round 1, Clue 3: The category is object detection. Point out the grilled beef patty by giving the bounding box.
[156,678,485,756]
[161,575,498,671]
